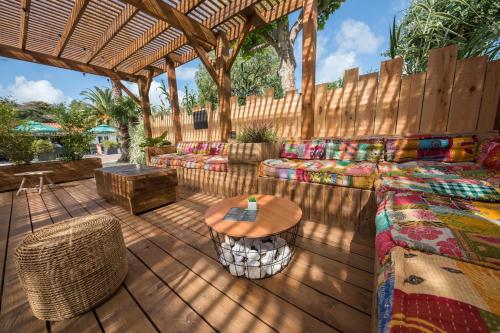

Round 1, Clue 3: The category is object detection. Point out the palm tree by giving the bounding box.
[82,87,139,162]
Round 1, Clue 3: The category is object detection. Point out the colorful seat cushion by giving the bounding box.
[375,191,500,269]
[324,138,384,162]
[280,139,326,160]
[477,138,500,169]
[150,153,189,167]
[385,135,478,162]
[378,161,500,187]
[204,156,228,172]
[377,246,500,333]
[376,176,500,203]
[260,158,377,189]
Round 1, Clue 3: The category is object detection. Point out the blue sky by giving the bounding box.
[0,0,409,106]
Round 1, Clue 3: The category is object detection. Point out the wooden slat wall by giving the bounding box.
[151,45,500,140]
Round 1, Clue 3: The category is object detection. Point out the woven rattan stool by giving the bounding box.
[14,214,128,321]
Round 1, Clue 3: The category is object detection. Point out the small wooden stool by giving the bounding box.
[14,171,56,195]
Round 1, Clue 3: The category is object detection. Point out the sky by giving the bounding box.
[0,0,409,107]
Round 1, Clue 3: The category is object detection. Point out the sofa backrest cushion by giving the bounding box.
[385,135,478,162]
[325,138,384,162]
[209,142,228,156]
[176,142,228,156]
[176,142,198,154]
[280,140,325,160]
[477,137,500,169]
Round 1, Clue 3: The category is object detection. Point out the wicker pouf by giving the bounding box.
[14,214,128,321]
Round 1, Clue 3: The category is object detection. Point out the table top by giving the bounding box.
[15,170,53,176]
[95,164,175,179]
[204,195,302,238]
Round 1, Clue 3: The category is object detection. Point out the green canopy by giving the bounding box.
[89,124,118,134]
[15,121,60,134]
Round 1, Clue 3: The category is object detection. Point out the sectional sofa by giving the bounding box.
[147,134,500,331]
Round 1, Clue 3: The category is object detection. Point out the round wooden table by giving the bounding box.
[204,195,302,279]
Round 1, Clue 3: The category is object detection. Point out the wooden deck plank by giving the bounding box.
[0,191,13,312]
[65,182,277,333]
[75,180,360,333]
[0,193,47,333]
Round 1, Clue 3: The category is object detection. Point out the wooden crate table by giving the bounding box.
[95,165,177,214]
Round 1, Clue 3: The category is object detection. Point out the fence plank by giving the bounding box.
[447,56,487,132]
[325,88,343,137]
[341,68,359,136]
[477,60,500,131]
[355,73,378,136]
[420,45,458,133]
[396,73,426,134]
[374,58,403,135]
[314,84,327,137]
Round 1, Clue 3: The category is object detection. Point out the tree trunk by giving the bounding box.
[111,79,130,162]
[274,19,297,92]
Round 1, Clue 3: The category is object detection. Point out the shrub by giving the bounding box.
[237,122,277,143]
[129,119,146,164]
[32,139,54,155]
[0,133,35,164]
[60,132,93,161]
[140,130,171,148]
[101,140,119,149]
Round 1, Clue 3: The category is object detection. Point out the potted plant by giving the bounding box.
[228,122,280,164]
[247,196,258,210]
[32,139,55,161]
[101,140,120,155]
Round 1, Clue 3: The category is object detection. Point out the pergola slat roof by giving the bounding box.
[0,0,302,82]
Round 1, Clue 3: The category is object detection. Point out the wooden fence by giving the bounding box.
[151,45,500,141]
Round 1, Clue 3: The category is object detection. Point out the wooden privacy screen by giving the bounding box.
[151,45,500,141]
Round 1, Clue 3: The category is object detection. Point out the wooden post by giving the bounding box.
[216,32,232,142]
[138,71,153,138]
[300,0,317,139]
[165,56,183,144]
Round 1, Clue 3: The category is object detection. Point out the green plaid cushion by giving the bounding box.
[429,181,500,202]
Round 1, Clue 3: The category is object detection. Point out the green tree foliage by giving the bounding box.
[129,118,146,164]
[54,101,95,161]
[16,101,65,122]
[388,0,500,73]
[195,48,282,106]
[0,99,34,164]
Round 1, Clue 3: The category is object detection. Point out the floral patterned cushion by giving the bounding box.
[375,191,500,269]
[385,135,478,162]
[260,158,377,189]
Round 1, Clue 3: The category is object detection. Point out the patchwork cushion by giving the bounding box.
[280,139,326,160]
[150,153,187,167]
[325,138,384,162]
[376,247,500,333]
[209,142,228,156]
[375,191,500,269]
[376,176,500,203]
[261,158,377,189]
[176,142,198,154]
[385,135,478,162]
[204,156,228,172]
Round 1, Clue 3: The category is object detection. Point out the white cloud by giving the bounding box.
[335,19,383,54]
[0,76,70,104]
[317,50,358,84]
[314,19,382,84]
[175,66,197,81]
[123,80,163,107]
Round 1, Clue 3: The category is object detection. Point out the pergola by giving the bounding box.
[0,0,317,141]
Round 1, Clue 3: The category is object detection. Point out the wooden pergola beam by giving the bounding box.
[121,0,217,46]
[127,0,263,73]
[84,4,138,64]
[53,0,91,57]
[19,0,31,50]
[111,79,141,105]
[110,0,203,69]
[226,15,255,70]
[300,0,316,139]
[132,0,302,72]
[215,32,232,141]
[0,43,141,82]
[165,56,182,143]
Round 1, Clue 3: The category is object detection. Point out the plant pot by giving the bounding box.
[104,147,119,155]
[247,201,258,211]
[37,152,57,162]
[228,142,280,165]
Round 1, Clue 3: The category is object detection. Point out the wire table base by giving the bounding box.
[208,223,299,279]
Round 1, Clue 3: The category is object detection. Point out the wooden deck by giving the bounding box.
[0,179,375,333]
